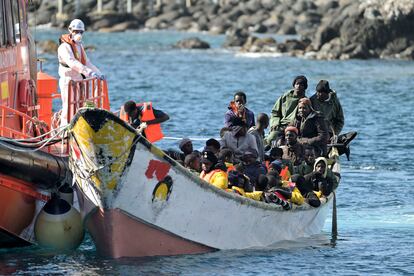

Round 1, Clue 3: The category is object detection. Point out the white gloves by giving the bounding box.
[90,72,105,80]
[136,122,148,133]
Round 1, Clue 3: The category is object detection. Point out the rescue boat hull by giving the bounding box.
[69,108,333,258]
[0,173,49,247]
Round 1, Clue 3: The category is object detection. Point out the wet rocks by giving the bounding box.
[30,0,414,60]
[175,37,210,49]
[36,40,58,54]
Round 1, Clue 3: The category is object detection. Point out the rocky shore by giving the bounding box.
[31,0,414,59]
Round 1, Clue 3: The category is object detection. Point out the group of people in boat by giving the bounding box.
[57,19,348,209]
[122,75,346,209]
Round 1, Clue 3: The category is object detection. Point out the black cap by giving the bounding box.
[179,138,192,151]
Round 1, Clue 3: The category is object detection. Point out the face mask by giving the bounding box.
[73,33,82,43]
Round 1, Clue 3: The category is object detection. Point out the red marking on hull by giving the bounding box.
[145,160,171,181]
[86,208,214,258]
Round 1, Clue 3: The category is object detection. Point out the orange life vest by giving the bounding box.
[265,160,271,171]
[280,166,291,181]
[119,102,164,143]
[60,34,86,65]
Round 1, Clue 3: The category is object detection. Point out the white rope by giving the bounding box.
[0,126,68,153]
[16,124,67,142]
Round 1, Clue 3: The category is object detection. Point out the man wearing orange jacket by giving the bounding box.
[123,100,169,143]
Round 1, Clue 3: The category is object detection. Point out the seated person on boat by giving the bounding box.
[205,138,221,157]
[292,98,329,156]
[241,150,267,188]
[280,126,305,166]
[220,118,258,161]
[227,170,262,201]
[199,150,228,189]
[224,90,255,129]
[218,148,235,172]
[167,138,194,162]
[248,113,269,162]
[184,152,201,175]
[304,157,338,197]
[293,146,316,176]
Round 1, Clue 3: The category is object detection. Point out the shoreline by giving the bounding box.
[30,0,414,60]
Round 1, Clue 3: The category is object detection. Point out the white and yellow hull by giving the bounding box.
[69,108,333,258]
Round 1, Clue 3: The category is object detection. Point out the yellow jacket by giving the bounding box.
[200,169,228,190]
[226,186,263,201]
[290,187,304,205]
[281,181,304,205]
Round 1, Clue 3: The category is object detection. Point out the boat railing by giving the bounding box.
[67,77,110,123]
[0,104,41,139]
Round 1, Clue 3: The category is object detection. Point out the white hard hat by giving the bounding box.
[68,19,85,31]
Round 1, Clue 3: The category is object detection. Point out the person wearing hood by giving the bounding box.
[267,75,308,145]
[199,150,228,190]
[224,91,255,129]
[304,157,338,198]
[310,80,344,137]
[58,19,104,126]
[293,98,329,156]
[220,117,258,161]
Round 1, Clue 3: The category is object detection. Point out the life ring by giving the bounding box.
[18,79,37,117]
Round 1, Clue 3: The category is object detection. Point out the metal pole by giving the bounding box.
[156,0,162,10]
[127,0,132,13]
[58,0,63,14]
[75,0,80,15]
[97,0,103,13]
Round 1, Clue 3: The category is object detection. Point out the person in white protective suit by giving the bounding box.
[57,19,104,126]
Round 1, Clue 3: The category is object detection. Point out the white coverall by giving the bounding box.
[57,41,100,126]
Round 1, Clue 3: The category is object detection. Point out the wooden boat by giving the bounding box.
[69,108,337,258]
[0,0,109,248]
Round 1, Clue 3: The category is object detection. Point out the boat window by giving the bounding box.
[0,0,5,47]
[11,0,21,43]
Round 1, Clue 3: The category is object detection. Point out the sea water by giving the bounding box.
[1,30,413,275]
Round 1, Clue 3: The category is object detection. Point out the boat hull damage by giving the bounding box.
[70,108,333,258]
